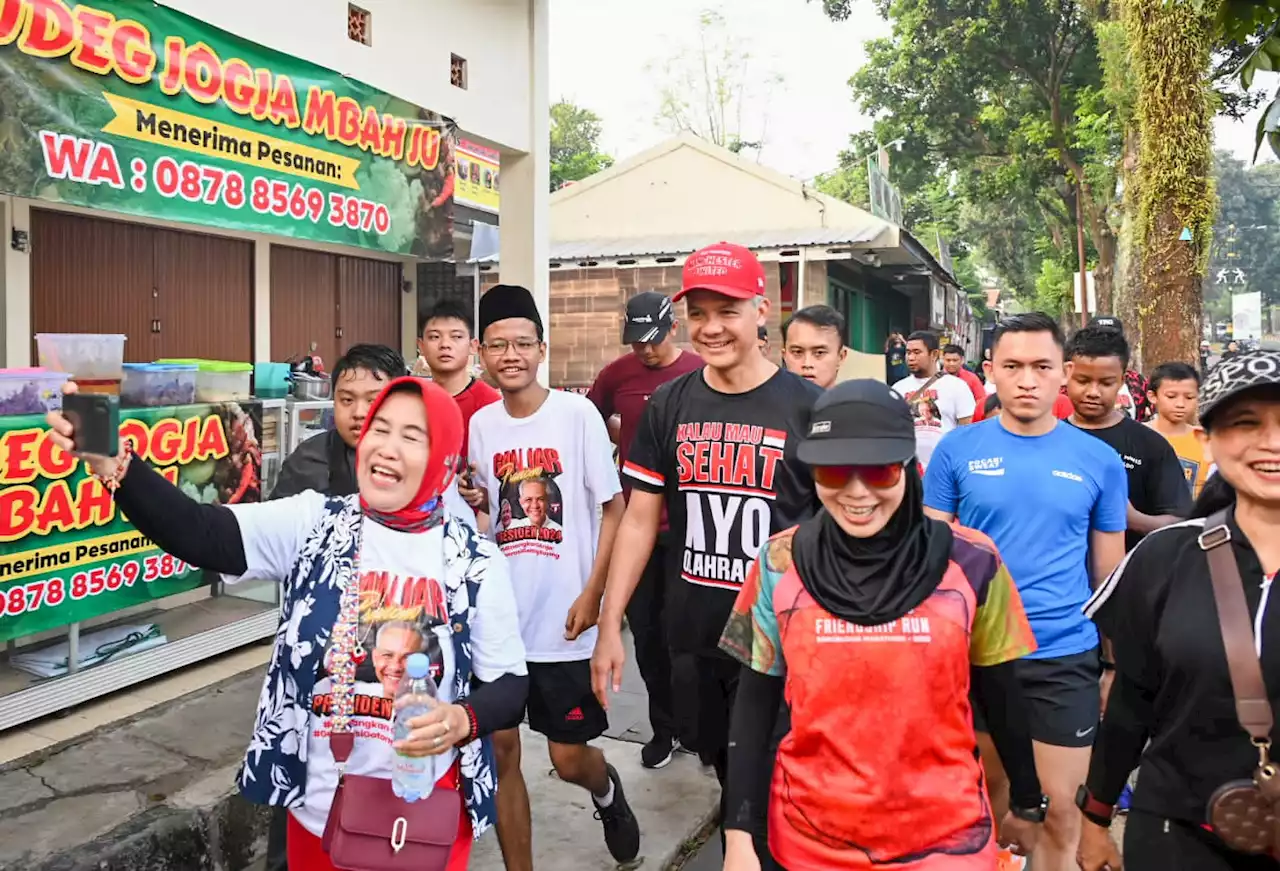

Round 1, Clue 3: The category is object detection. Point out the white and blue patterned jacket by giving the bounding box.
[235,495,500,839]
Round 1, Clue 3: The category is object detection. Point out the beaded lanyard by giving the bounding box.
[324,530,367,734]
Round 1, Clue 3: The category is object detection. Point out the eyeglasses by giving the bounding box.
[811,463,905,490]
[481,338,541,355]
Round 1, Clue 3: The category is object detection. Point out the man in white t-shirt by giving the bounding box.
[892,330,977,468]
[460,284,640,869]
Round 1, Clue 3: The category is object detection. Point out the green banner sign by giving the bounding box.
[0,401,264,642]
[0,0,454,257]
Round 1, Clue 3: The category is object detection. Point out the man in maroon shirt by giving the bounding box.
[587,290,702,769]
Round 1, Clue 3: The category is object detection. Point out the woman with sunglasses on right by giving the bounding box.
[719,380,1047,871]
[1078,351,1280,871]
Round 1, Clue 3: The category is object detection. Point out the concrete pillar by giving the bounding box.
[497,0,551,384]
[253,239,271,362]
[2,197,33,367]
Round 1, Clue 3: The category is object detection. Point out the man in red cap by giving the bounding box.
[591,242,822,867]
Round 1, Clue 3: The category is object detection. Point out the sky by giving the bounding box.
[549,0,1278,180]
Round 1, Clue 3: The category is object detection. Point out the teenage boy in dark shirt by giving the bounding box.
[1064,325,1191,551]
[591,242,822,867]
[586,291,702,769]
[272,344,406,498]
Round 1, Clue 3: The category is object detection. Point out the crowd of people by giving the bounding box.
[42,240,1280,871]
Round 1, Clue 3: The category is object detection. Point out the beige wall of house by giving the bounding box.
[551,135,891,244]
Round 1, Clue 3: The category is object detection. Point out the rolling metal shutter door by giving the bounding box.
[32,209,254,365]
[153,228,253,362]
[337,256,400,354]
[31,209,157,362]
[269,245,339,367]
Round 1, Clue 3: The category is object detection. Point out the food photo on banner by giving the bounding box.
[0,401,264,649]
[0,0,454,257]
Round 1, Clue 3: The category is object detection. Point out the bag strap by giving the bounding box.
[1201,508,1274,742]
[908,370,945,401]
[326,508,365,768]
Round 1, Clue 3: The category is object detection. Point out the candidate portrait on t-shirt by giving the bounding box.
[499,474,565,536]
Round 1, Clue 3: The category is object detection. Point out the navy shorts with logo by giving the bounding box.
[972,646,1102,747]
[525,660,608,745]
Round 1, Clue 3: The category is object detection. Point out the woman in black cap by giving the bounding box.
[1078,351,1280,870]
[718,379,1046,871]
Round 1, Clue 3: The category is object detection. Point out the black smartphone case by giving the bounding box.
[63,393,120,457]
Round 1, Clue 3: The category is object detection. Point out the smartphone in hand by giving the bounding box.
[62,393,120,457]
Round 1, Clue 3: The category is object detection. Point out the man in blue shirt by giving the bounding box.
[924,312,1128,871]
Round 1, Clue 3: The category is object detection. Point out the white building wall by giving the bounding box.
[159,0,532,153]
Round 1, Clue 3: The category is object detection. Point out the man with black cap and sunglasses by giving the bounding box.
[463,284,641,870]
[587,291,702,769]
[591,242,822,868]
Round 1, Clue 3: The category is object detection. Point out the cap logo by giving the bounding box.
[809,420,832,435]
[631,315,653,323]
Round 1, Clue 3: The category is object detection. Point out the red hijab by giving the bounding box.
[356,377,463,532]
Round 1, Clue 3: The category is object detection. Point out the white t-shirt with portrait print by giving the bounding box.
[468,389,622,663]
[892,372,978,468]
[222,493,527,837]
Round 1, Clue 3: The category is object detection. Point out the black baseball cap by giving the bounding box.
[797,379,917,467]
[1089,315,1124,334]
[623,291,674,344]
[1199,350,1280,425]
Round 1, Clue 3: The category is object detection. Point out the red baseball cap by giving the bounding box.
[675,242,766,302]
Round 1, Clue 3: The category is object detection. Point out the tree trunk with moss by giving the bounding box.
[1126,0,1215,369]
[1115,129,1144,366]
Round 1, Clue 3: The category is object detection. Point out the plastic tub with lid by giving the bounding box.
[254,362,290,398]
[35,334,126,381]
[157,359,252,402]
[0,368,70,416]
[121,363,198,408]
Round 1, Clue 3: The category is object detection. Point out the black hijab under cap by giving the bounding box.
[792,380,953,626]
[479,284,543,340]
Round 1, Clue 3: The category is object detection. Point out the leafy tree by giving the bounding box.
[649,9,783,157]
[549,100,613,192]
[1206,151,1280,317]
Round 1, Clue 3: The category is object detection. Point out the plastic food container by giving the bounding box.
[293,373,332,401]
[35,334,126,381]
[158,359,252,402]
[0,368,70,416]
[121,363,198,408]
[254,362,290,398]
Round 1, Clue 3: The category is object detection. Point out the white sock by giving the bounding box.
[592,777,615,808]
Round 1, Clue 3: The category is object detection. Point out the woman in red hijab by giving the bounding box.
[48,378,529,870]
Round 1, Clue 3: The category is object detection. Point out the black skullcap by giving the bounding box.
[479,284,544,340]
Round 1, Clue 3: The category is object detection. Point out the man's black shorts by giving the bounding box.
[525,660,608,745]
[972,647,1101,748]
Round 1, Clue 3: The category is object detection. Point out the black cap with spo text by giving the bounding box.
[797,379,917,467]
[623,291,674,344]
[1088,315,1124,334]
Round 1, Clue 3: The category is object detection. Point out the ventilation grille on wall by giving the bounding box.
[348,4,371,45]
[450,54,468,89]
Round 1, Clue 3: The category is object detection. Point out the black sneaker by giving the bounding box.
[593,763,641,862]
[641,734,679,769]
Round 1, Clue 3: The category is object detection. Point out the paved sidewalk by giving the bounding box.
[0,631,719,870]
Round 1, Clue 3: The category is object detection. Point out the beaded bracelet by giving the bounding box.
[456,702,479,746]
[92,441,134,492]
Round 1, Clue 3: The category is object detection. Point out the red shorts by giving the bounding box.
[286,763,472,871]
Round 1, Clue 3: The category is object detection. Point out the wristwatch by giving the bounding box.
[1009,794,1050,823]
[1075,785,1115,828]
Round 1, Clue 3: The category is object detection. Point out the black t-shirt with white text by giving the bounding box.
[1073,416,1192,551]
[625,368,822,654]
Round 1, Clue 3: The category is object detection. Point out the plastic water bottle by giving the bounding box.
[392,652,438,801]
